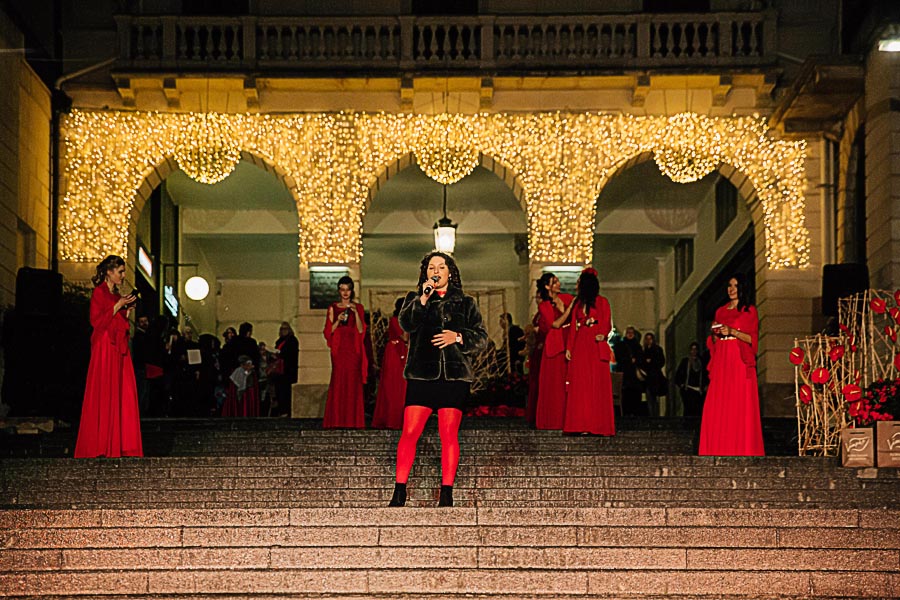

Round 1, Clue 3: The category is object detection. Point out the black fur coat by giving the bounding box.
[399,287,488,382]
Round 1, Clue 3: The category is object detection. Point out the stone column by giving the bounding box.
[864,47,900,289]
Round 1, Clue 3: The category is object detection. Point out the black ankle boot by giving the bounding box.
[438,485,453,507]
[388,482,407,507]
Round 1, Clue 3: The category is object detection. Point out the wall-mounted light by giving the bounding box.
[184,275,210,301]
[878,38,900,52]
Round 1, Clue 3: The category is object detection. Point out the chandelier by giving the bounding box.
[653,112,722,184]
[173,112,241,185]
[414,113,479,185]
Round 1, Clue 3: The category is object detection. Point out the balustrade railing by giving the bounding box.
[115,11,776,71]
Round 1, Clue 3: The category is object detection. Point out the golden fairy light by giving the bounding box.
[59,110,809,269]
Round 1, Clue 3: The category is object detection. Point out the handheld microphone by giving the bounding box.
[423,275,440,295]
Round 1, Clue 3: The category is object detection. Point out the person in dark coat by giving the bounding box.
[387,251,488,508]
[271,321,299,417]
[675,341,708,417]
[614,326,644,416]
[640,331,666,417]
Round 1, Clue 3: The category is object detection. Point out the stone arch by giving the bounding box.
[126,150,303,272]
[600,151,760,211]
[365,151,528,215]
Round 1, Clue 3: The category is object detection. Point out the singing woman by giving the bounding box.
[388,252,488,507]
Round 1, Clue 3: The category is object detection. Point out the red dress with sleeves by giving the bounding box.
[323,302,368,428]
[525,311,543,426]
[74,284,143,458]
[562,297,616,435]
[698,304,765,456]
[535,293,573,430]
[371,316,408,429]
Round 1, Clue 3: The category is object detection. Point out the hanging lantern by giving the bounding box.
[653,113,722,183]
[433,184,458,254]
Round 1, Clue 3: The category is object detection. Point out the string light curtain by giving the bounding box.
[60,110,809,268]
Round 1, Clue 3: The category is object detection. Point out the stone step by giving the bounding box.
[0,508,897,598]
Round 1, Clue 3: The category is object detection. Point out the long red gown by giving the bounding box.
[699,304,765,456]
[221,369,260,417]
[371,316,407,429]
[323,302,368,428]
[525,311,543,426]
[563,297,616,435]
[74,284,143,458]
[535,293,573,430]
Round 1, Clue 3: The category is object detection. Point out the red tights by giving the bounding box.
[394,405,462,486]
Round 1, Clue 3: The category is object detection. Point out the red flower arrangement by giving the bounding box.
[847,377,900,427]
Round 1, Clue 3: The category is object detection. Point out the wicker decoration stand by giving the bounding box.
[795,290,900,456]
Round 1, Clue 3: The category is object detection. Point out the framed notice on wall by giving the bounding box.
[309,266,350,309]
[542,266,582,297]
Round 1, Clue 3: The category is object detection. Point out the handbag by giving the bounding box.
[266,357,284,377]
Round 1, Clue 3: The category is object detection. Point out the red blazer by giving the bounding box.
[706,303,758,368]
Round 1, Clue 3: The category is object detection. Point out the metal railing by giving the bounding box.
[114,11,776,72]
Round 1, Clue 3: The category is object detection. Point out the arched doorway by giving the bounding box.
[594,158,755,416]
[132,158,299,416]
[362,160,529,394]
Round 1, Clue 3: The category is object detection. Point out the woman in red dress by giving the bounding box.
[563,267,615,435]
[322,275,367,428]
[74,255,143,458]
[372,297,409,429]
[535,272,573,430]
[699,273,765,456]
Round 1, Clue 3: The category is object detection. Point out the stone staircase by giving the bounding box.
[0,418,898,598]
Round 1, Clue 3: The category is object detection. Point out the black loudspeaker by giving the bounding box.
[822,263,869,317]
[15,267,63,317]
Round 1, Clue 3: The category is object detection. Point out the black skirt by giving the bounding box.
[405,378,471,410]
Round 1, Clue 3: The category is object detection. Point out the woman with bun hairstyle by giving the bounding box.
[74,255,143,458]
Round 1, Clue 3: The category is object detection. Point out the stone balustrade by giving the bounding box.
[114,11,776,73]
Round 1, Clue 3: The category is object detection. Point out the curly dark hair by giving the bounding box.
[337,275,355,301]
[416,251,463,293]
[576,269,600,312]
[91,255,125,289]
[393,296,404,317]
[536,272,555,302]
[730,272,753,312]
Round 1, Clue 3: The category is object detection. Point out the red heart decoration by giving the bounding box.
[842,384,862,402]
[811,367,830,384]
[850,344,858,353]
[854,370,861,384]
[839,323,850,334]
[895,354,900,371]
[895,290,900,306]
[828,345,845,362]
[886,326,897,342]
[789,347,805,365]
[891,307,900,324]
[871,298,886,314]
[799,384,812,405]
